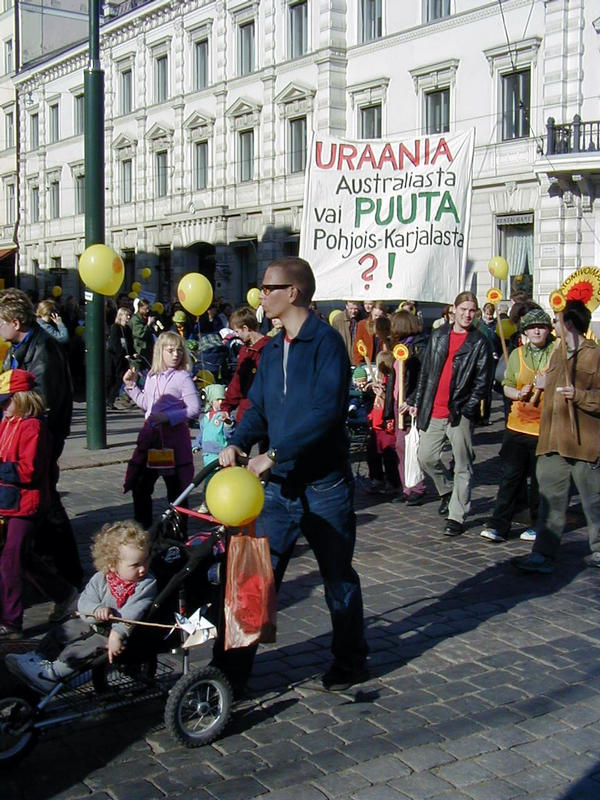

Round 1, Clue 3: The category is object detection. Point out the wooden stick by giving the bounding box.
[397,360,406,429]
[106,615,177,630]
[497,320,509,365]
[557,311,576,436]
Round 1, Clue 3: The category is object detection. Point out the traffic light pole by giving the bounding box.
[84,0,106,449]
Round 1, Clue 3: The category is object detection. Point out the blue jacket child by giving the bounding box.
[192,384,234,466]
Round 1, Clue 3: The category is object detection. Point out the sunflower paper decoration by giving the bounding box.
[392,343,409,362]
[560,267,600,311]
[486,288,503,304]
[549,290,566,313]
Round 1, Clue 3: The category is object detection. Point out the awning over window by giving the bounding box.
[0,247,16,261]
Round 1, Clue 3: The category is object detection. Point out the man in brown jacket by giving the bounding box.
[513,300,600,573]
[331,301,361,361]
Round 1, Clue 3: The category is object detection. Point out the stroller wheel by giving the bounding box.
[0,696,37,765]
[165,666,232,747]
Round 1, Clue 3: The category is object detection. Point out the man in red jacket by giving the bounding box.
[222,306,269,424]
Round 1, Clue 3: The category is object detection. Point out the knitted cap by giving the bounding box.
[204,384,226,404]
[353,366,368,380]
[0,369,36,402]
[172,310,187,324]
[520,308,552,331]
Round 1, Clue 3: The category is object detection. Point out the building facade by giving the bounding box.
[6,0,600,318]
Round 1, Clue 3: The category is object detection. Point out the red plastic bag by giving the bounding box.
[224,526,277,650]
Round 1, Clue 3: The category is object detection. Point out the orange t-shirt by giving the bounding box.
[431,330,467,419]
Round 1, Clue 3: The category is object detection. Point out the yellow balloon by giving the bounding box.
[194,369,214,388]
[246,288,261,309]
[206,467,265,527]
[497,318,517,340]
[75,325,85,337]
[177,273,213,317]
[51,285,62,298]
[152,301,164,315]
[131,281,142,293]
[141,267,152,279]
[78,244,124,296]
[328,309,342,325]
[128,291,138,300]
[488,256,509,281]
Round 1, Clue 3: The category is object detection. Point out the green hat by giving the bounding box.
[204,384,226,404]
[520,308,551,331]
[173,310,187,324]
[353,366,368,380]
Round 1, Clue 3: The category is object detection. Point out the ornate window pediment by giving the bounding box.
[225,97,261,131]
[275,82,315,119]
[113,133,137,160]
[348,77,390,109]
[183,111,215,141]
[484,37,542,76]
[146,122,174,152]
[409,59,459,93]
[69,160,84,178]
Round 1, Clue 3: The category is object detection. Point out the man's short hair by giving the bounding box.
[268,256,316,303]
[229,305,259,331]
[0,288,36,328]
[137,298,150,312]
[453,291,478,308]
[563,299,591,335]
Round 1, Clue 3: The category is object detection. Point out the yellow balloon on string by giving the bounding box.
[141,268,152,279]
[206,467,265,527]
[246,288,261,309]
[131,281,142,293]
[78,244,124,296]
[177,273,213,316]
[51,285,62,298]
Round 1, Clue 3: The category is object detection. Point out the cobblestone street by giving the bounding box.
[3,401,600,800]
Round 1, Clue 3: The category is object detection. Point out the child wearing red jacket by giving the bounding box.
[0,370,56,638]
[366,352,401,494]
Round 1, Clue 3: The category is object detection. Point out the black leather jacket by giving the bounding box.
[3,323,73,458]
[409,324,493,430]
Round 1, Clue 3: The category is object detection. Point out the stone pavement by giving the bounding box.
[3,401,600,800]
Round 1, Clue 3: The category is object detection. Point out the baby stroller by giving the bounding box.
[0,462,236,765]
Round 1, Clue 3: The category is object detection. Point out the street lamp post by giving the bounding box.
[84,0,106,449]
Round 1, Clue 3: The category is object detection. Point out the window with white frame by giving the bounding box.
[75,174,85,214]
[425,88,449,134]
[289,0,308,59]
[155,150,168,196]
[289,116,307,173]
[49,178,60,218]
[239,20,255,76]
[5,182,15,224]
[502,68,530,140]
[121,158,133,204]
[4,109,14,149]
[194,140,208,190]
[360,0,382,43]
[154,53,169,103]
[74,93,84,135]
[425,0,451,22]
[30,185,39,222]
[360,104,382,139]
[4,39,13,74]
[30,113,39,150]
[120,67,133,114]
[48,102,59,143]
[239,129,254,182]
[194,39,208,90]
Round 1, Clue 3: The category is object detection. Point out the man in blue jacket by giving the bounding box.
[218,256,368,692]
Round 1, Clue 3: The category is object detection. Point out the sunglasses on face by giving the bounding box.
[260,284,293,296]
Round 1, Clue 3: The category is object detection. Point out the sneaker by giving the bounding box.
[444,519,465,536]
[0,624,23,640]
[48,586,78,624]
[438,492,452,516]
[5,652,58,693]
[512,552,555,574]
[584,553,600,568]
[519,528,537,542]
[322,662,370,692]
[480,528,505,542]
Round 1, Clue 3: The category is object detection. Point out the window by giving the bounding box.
[289,1,308,59]
[194,140,208,190]
[4,39,13,74]
[289,116,307,173]
[120,68,132,114]
[75,174,85,214]
[74,94,84,135]
[49,103,59,143]
[121,158,133,204]
[49,179,60,218]
[239,21,255,76]
[155,54,169,103]
[30,113,39,149]
[426,0,451,22]
[51,256,61,270]
[155,150,168,197]
[194,39,208,90]
[360,104,381,139]
[5,183,15,224]
[360,0,382,43]
[425,88,449,134]
[239,129,254,182]
[502,69,530,140]
[5,110,14,149]
[31,185,39,223]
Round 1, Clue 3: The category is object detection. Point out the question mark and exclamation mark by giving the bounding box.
[359,253,396,290]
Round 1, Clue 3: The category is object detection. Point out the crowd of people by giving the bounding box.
[1,258,599,699]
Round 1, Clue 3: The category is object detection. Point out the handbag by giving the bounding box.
[224,524,277,650]
[404,417,424,489]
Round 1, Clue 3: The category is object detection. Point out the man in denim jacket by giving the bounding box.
[218,256,368,693]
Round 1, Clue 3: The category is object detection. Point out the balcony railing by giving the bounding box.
[546,115,600,155]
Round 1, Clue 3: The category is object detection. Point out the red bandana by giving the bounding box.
[106,571,137,608]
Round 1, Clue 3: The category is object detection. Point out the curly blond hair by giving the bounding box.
[91,521,149,574]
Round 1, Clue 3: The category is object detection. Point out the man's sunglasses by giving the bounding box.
[260,284,293,295]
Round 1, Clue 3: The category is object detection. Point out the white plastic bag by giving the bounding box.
[404,418,424,489]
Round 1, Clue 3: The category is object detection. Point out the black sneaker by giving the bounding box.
[322,663,369,692]
[444,519,465,536]
[438,492,451,516]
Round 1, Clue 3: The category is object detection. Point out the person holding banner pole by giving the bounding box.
[402,292,493,536]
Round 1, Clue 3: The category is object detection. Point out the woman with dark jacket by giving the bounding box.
[106,306,134,409]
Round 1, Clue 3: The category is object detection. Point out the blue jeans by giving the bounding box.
[213,471,368,686]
